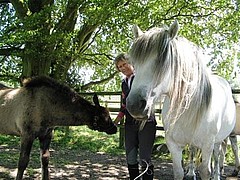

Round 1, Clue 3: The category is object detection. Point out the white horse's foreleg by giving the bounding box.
[166,140,184,180]
[229,135,240,176]
[213,142,221,180]
[198,145,213,180]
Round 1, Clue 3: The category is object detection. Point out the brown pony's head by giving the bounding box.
[88,94,117,135]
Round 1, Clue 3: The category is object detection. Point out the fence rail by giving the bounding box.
[80,89,240,148]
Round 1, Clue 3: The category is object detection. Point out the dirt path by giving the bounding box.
[0,145,238,179]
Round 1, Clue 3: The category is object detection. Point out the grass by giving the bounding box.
[0,135,20,146]
[0,126,125,179]
[0,126,124,154]
[0,126,237,165]
[1,126,237,180]
[51,126,125,155]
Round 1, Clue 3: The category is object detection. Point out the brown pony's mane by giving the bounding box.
[23,76,91,106]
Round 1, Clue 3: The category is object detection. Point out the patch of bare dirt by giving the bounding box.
[0,144,238,179]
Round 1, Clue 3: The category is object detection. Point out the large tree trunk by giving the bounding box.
[22,44,51,77]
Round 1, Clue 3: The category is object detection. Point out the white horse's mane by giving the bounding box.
[130,25,212,125]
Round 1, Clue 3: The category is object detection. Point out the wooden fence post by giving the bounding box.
[118,124,125,148]
[118,92,125,148]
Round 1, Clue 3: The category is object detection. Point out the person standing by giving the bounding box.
[114,53,156,180]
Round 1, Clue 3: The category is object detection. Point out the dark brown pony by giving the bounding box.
[0,76,117,180]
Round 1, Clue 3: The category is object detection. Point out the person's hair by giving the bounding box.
[114,53,129,71]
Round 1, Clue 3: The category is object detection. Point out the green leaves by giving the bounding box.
[0,0,239,90]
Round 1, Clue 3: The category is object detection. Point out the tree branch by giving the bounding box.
[9,0,28,19]
[0,47,22,56]
[0,0,10,3]
[81,71,118,91]
[76,24,98,53]
[55,0,85,32]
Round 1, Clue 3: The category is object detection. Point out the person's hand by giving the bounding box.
[114,117,121,126]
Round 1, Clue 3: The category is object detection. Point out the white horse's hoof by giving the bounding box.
[184,175,197,180]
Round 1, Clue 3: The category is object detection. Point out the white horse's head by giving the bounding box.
[126,20,210,121]
[126,21,179,120]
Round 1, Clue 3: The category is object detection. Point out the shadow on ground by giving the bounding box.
[0,144,238,179]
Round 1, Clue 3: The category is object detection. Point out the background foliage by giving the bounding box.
[0,2,239,177]
[0,0,239,91]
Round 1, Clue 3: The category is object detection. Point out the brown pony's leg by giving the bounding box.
[39,128,53,180]
[16,136,35,180]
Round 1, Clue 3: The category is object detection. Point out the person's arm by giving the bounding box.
[114,87,126,125]
[114,115,123,125]
[114,101,126,125]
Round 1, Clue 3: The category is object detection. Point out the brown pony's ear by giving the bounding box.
[93,93,100,107]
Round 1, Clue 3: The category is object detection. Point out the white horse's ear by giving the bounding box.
[169,20,179,39]
[133,25,143,38]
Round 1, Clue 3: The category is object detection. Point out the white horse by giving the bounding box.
[126,20,236,180]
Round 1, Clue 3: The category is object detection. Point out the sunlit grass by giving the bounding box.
[0,135,20,146]
[224,144,236,166]
[0,126,124,155]
[0,127,238,165]
[51,126,125,155]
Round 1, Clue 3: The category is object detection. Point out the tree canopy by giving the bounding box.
[0,0,239,91]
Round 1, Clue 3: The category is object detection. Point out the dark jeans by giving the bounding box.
[125,121,156,166]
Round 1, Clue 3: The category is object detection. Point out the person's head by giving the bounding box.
[114,53,134,78]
